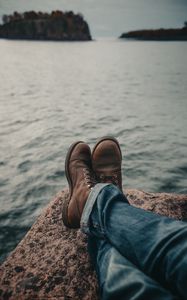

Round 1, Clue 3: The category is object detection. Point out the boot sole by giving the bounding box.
[62,141,84,228]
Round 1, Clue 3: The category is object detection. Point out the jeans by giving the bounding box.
[81,184,187,300]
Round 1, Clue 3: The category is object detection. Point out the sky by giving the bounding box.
[0,0,187,37]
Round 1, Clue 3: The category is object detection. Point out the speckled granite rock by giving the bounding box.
[0,189,187,300]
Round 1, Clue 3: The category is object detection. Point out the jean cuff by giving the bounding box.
[80,183,110,234]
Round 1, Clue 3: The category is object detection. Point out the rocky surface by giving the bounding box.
[0,189,187,299]
[120,27,187,41]
[0,11,92,41]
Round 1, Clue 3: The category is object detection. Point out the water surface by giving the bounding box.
[0,38,187,262]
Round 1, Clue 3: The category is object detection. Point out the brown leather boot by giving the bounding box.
[62,141,97,228]
[92,137,122,190]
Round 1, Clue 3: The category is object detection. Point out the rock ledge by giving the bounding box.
[0,189,187,299]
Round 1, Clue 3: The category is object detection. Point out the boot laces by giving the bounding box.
[83,168,97,189]
[99,173,119,185]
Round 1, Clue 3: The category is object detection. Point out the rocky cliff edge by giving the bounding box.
[0,189,187,299]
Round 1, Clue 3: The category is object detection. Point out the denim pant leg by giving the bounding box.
[81,184,187,300]
[88,237,177,300]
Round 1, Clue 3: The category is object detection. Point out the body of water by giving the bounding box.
[0,38,187,262]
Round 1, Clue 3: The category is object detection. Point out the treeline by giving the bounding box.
[0,10,92,41]
[120,23,187,41]
[2,11,84,25]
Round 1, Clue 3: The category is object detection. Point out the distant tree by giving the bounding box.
[51,11,58,18]
[9,14,16,22]
[184,21,187,28]
[26,11,38,20]
[2,14,9,24]
[13,11,22,20]
[77,13,83,20]
[51,10,64,18]
[43,12,50,19]
[23,12,32,20]
[66,11,74,18]
[74,14,82,24]
[38,12,44,19]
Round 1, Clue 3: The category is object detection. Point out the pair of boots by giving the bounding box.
[62,137,122,228]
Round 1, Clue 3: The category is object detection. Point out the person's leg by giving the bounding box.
[81,184,187,299]
[88,237,177,300]
[62,138,186,299]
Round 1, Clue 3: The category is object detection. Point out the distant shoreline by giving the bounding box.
[120,26,187,41]
[0,11,92,41]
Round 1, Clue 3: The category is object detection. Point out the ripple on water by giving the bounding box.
[117,125,153,136]
[46,170,65,180]
[0,178,9,187]
[173,165,187,176]
[17,160,32,173]
[158,176,182,193]
[0,39,187,263]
